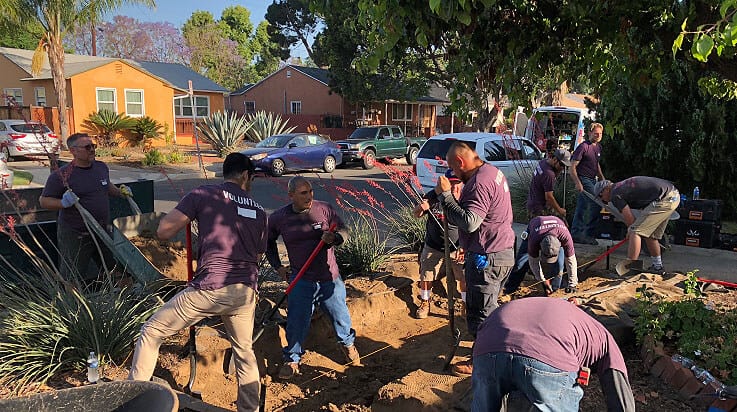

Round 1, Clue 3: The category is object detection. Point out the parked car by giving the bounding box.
[0,120,60,161]
[241,133,342,177]
[335,125,426,169]
[524,106,595,152]
[414,133,542,192]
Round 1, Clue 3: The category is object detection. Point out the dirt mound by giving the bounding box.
[129,236,191,282]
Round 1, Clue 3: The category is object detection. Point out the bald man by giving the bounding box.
[435,141,516,376]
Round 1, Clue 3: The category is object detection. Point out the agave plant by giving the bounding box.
[244,110,296,142]
[197,110,252,157]
[131,116,164,149]
[82,110,136,147]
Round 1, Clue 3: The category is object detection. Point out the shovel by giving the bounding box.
[615,259,644,277]
[441,204,462,371]
[184,224,202,399]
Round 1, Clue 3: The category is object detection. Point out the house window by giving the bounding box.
[3,88,23,106]
[34,87,46,106]
[245,101,256,114]
[96,88,117,112]
[392,103,413,121]
[175,95,210,118]
[125,89,145,117]
[291,101,302,114]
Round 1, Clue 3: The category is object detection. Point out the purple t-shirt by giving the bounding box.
[458,163,515,254]
[527,159,558,214]
[41,161,111,232]
[175,182,267,291]
[572,140,602,179]
[526,216,575,259]
[474,297,628,377]
[268,200,344,282]
[611,176,677,211]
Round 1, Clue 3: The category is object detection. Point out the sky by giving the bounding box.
[112,0,308,58]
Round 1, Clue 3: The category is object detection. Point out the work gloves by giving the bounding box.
[119,184,133,198]
[61,190,79,208]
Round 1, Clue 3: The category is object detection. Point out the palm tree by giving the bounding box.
[0,0,155,147]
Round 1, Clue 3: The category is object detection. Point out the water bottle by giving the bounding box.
[672,354,694,369]
[691,365,715,385]
[87,352,99,383]
[693,186,700,200]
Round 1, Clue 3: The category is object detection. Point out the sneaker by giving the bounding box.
[278,362,299,380]
[342,344,362,366]
[452,358,473,376]
[415,300,430,319]
[646,265,665,275]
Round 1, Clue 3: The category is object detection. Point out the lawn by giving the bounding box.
[10,169,33,186]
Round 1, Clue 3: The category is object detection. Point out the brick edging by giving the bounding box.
[641,337,737,411]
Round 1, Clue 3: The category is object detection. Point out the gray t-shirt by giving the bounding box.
[41,161,111,233]
[175,182,267,291]
[457,163,515,254]
[611,176,676,211]
[267,200,344,282]
[474,297,628,377]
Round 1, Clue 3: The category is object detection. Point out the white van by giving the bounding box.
[524,106,595,153]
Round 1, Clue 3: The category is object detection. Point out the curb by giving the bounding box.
[641,337,735,410]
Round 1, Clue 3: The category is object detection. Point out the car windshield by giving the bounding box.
[10,123,51,134]
[348,128,376,139]
[417,139,476,161]
[257,135,294,148]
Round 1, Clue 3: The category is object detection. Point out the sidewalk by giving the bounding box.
[511,223,737,284]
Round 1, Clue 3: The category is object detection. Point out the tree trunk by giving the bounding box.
[47,36,69,147]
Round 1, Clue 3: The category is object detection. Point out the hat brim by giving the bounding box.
[542,254,560,264]
[559,159,571,167]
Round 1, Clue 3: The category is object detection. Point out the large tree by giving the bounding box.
[265,0,320,62]
[0,0,155,145]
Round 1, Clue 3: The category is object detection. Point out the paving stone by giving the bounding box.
[678,376,704,402]
[659,359,680,383]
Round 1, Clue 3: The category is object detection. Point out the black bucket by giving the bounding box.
[0,381,178,412]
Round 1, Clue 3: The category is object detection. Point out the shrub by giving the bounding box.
[243,110,296,142]
[167,148,190,164]
[508,166,579,224]
[336,213,397,277]
[387,205,426,252]
[82,110,136,147]
[197,110,252,157]
[132,116,164,149]
[142,149,166,166]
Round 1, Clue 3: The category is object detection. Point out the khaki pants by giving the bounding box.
[128,283,259,412]
[630,190,680,239]
[419,244,464,283]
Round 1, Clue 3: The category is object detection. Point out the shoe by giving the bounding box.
[646,265,666,275]
[573,236,598,245]
[452,358,473,376]
[278,362,299,380]
[415,300,430,319]
[342,344,362,366]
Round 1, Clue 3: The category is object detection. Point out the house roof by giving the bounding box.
[0,46,227,93]
[290,65,330,85]
[231,83,255,96]
[133,61,229,93]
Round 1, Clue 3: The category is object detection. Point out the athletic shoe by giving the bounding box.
[646,265,666,275]
[342,344,362,366]
[415,300,430,319]
[278,362,299,380]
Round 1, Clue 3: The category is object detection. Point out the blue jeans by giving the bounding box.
[505,228,565,294]
[571,176,600,239]
[283,276,356,363]
[472,352,583,412]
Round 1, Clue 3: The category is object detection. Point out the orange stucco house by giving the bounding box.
[228,64,450,139]
[0,46,228,145]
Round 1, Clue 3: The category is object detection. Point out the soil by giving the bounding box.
[129,235,192,282]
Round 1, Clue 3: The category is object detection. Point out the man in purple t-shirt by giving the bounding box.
[570,123,606,245]
[435,141,515,376]
[266,176,359,380]
[594,176,679,274]
[527,148,571,218]
[39,132,131,281]
[472,297,635,412]
[128,153,266,412]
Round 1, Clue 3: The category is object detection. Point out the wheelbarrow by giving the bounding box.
[0,380,178,412]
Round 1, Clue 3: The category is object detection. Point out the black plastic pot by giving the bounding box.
[0,381,178,412]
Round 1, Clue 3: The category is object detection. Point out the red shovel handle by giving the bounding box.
[284,222,338,294]
[697,278,737,289]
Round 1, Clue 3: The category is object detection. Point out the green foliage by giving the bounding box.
[131,116,164,147]
[0,266,161,393]
[265,0,319,62]
[508,167,579,224]
[386,206,426,252]
[684,269,702,297]
[142,148,165,166]
[243,110,296,142]
[335,213,396,277]
[197,110,252,157]
[634,276,737,385]
[166,148,190,164]
[83,110,136,147]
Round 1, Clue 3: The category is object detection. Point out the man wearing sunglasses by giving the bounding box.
[40,132,133,281]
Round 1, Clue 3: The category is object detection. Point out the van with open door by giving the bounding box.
[524,106,595,153]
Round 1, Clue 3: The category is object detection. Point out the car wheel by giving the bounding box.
[270,159,285,177]
[406,146,419,165]
[323,155,337,173]
[361,149,376,169]
[1,146,12,162]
